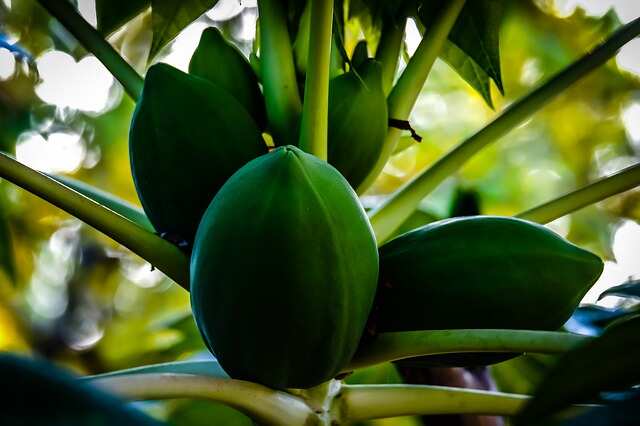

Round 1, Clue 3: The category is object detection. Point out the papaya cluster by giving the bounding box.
[128,27,604,389]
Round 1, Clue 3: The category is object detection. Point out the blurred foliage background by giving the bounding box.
[0,0,639,424]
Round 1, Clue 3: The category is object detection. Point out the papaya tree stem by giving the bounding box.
[375,17,406,96]
[339,385,531,421]
[258,0,302,147]
[347,329,590,371]
[0,152,189,288]
[357,0,466,194]
[92,373,314,425]
[517,162,640,224]
[299,0,334,160]
[36,0,143,101]
[368,17,640,244]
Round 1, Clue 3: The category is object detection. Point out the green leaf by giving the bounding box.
[95,0,150,35]
[168,400,254,426]
[516,315,640,425]
[598,280,640,301]
[440,40,494,108]
[50,174,154,232]
[149,0,219,61]
[556,394,640,426]
[419,0,504,94]
[86,360,229,380]
[0,353,166,425]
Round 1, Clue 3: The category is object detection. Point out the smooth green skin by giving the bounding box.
[328,60,388,189]
[191,146,379,389]
[0,353,165,425]
[129,63,267,246]
[374,216,604,367]
[189,27,267,129]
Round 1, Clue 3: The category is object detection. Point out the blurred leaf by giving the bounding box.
[419,0,504,94]
[346,362,404,385]
[440,40,494,108]
[96,0,150,35]
[448,186,482,217]
[598,280,640,301]
[0,353,166,425]
[88,360,228,380]
[517,315,640,425]
[149,0,219,61]
[168,400,254,426]
[556,393,640,426]
[51,174,154,232]
[564,304,639,336]
[0,193,16,284]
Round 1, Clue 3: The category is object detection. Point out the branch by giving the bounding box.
[36,0,143,101]
[91,373,314,425]
[0,152,189,288]
[357,0,466,194]
[299,0,334,160]
[347,329,590,371]
[368,17,640,243]
[340,384,529,421]
[517,162,640,224]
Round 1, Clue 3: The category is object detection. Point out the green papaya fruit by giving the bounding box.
[328,59,388,189]
[0,353,165,425]
[374,216,603,367]
[189,27,267,129]
[190,145,378,389]
[129,63,267,246]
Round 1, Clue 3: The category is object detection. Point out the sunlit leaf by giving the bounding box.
[149,0,219,61]
[95,0,150,35]
[517,315,640,425]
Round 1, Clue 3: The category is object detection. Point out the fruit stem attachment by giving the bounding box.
[375,17,406,96]
[357,0,466,194]
[258,0,302,147]
[92,373,314,425]
[340,385,530,420]
[298,0,334,160]
[0,152,189,288]
[517,162,640,224]
[368,17,640,244]
[347,329,590,371]
[36,0,143,101]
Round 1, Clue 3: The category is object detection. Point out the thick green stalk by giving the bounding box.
[298,0,334,160]
[92,373,314,425]
[375,18,406,95]
[36,0,143,101]
[357,0,466,194]
[347,329,589,371]
[517,162,640,224]
[258,0,302,147]
[369,17,640,244]
[340,385,530,421]
[0,153,189,288]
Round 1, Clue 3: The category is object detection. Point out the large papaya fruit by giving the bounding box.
[190,145,378,389]
[373,216,603,367]
[328,59,388,189]
[189,27,266,129]
[0,353,165,425]
[129,63,267,246]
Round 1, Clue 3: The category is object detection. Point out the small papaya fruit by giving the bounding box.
[374,216,603,367]
[189,27,266,129]
[328,59,388,189]
[190,145,378,389]
[129,63,267,246]
[0,353,165,425]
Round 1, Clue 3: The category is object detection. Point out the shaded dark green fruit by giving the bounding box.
[328,59,388,189]
[130,63,267,245]
[0,353,165,425]
[189,27,266,129]
[375,216,603,367]
[191,146,378,389]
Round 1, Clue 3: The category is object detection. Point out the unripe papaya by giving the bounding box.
[189,27,266,129]
[0,354,164,425]
[190,146,378,389]
[328,59,388,189]
[374,216,603,367]
[129,63,267,246]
